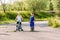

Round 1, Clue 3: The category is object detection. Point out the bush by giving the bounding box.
[35,11,54,18]
[6,12,17,20]
[0,11,30,21]
[21,12,30,19]
[0,11,55,22]
[0,12,7,21]
[48,16,60,28]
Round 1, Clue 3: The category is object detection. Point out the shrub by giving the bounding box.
[5,11,30,20]
[35,11,54,18]
[21,12,30,19]
[48,16,60,28]
[6,12,17,20]
[0,11,55,22]
[0,12,7,21]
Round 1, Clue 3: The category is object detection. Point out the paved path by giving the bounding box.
[0,21,60,40]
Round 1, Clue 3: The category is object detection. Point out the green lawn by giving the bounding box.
[0,18,48,24]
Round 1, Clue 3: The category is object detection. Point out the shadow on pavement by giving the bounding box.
[0,33,10,36]
[23,31,40,32]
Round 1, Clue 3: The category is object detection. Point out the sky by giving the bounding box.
[0,0,22,4]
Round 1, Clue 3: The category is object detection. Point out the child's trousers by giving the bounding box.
[16,22,23,31]
[31,27,34,31]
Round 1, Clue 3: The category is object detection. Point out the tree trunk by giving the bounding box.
[0,0,6,13]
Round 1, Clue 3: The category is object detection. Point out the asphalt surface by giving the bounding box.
[0,21,60,40]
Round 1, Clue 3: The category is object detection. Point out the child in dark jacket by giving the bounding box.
[30,13,34,31]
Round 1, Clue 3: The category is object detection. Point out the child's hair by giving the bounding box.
[31,12,34,15]
[17,11,21,15]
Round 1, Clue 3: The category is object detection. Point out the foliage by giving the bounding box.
[5,12,17,20]
[48,16,60,28]
[0,11,55,21]
[57,0,60,10]
[0,0,60,12]
[21,11,30,19]
[0,12,7,21]
[35,11,54,18]
[49,1,54,11]
[26,0,47,11]
[12,1,23,11]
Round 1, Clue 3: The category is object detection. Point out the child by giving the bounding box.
[30,12,34,31]
[16,12,23,31]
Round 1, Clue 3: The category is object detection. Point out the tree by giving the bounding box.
[57,0,60,10]
[12,1,23,11]
[0,0,6,12]
[26,0,47,11]
[49,0,54,11]
[49,0,55,14]
[25,0,47,16]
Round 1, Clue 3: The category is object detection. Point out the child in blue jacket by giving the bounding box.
[30,13,34,31]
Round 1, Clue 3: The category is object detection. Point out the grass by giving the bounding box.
[35,18,47,21]
[0,20,16,24]
[0,18,48,24]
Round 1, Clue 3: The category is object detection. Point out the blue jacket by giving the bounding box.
[30,16,34,27]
